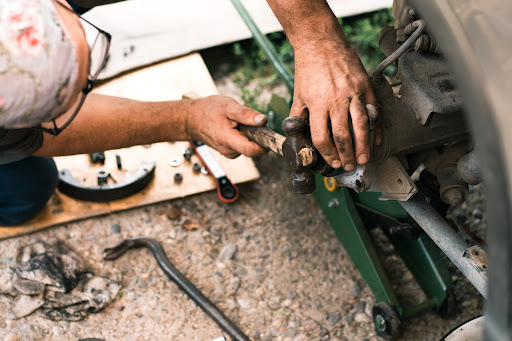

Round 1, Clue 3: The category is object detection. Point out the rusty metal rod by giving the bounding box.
[399,194,487,297]
[104,237,250,341]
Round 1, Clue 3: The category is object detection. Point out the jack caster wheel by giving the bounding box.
[439,288,457,319]
[372,302,401,340]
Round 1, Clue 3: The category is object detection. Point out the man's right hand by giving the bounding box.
[185,95,269,159]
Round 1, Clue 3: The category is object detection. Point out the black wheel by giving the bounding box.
[372,302,401,340]
[439,288,457,319]
[409,2,512,340]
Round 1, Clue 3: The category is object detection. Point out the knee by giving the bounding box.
[0,157,59,225]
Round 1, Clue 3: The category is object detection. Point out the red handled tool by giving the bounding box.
[190,141,239,203]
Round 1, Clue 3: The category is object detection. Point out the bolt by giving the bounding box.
[174,173,183,184]
[328,199,339,209]
[192,163,201,173]
[374,314,387,331]
[97,171,109,186]
[183,148,194,161]
[445,188,464,206]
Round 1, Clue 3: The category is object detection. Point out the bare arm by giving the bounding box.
[266,0,382,170]
[34,93,268,158]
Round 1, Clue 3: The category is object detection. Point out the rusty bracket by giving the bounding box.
[463,245,488,276]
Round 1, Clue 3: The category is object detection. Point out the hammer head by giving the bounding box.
[281,116,317,194]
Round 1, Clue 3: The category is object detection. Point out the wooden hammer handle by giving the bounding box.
[238,125,285,156]
[181,92,285,156]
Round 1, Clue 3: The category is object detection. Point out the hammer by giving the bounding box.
[240,104,379,194]
[182,92,323,194]
[240,116,330,194]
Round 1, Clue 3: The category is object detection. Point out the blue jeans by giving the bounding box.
[0,157,58,226]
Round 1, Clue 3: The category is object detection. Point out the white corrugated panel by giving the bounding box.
[84,0,392,79]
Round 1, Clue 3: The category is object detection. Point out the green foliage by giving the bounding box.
[226,8,395,110]
[339,8,395,72]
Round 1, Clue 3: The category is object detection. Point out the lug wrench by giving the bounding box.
[104,237,250,341]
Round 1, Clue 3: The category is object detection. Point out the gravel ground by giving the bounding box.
[0,53,485,340]
[0,152,484,341]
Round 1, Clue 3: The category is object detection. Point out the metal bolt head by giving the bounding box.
[374,314,387,331]
[192,163,201,173]
[183,148,194,161]
[174,173,183,184]
[327,198,339,209]
[445,188,464,207]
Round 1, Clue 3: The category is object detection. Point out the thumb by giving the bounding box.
[232,107,268,127]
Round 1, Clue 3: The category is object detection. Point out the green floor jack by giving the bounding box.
[230,1,458,339]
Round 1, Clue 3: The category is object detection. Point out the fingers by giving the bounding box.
[365,92,382,147]
[309,106,343,169]
[222,129,269,159]
[329,100,356,171]
[289,98,309,119]
[349,94,370,165]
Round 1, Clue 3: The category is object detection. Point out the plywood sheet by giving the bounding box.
[0,53,260,239]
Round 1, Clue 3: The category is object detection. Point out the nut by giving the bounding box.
[192,163,201,173]
[183,148,194,161]
[174,173,183,183]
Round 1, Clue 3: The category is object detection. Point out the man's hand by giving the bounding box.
[292,41,382,171]
[266,0,382,171]
[185,95,269,159]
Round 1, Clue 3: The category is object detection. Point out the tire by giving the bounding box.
[408,1,512,341]
[372,302,401,340]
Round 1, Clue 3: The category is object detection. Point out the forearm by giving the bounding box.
[266,0,348,49]
[34,93,191,157]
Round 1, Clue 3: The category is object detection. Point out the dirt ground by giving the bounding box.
[0,152,484,341]
[0,56,484,341]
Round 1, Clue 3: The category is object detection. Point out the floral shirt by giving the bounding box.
[0,0,78,164]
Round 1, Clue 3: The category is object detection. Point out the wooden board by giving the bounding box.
[0,53,260,239]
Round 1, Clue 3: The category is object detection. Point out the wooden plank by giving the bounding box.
[0,53,260,239]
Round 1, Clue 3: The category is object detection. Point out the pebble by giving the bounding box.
[354,301,366,312]
[319,326,330,338]
[235,267,247,277]
[218,243,237,263]
[238,298,252,309]
[168,230,176,239]
[231,277,241,291]
[111,224,121,234]
[344,311,356,324]
[268,296,281,310]
[352,282,361,296]
[354,312,370,323]
[6,312,16,320]
[329,312,340,325]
